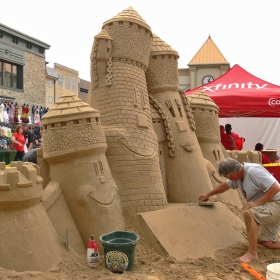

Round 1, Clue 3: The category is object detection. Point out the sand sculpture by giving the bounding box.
[87,7,216,206]
[0,161,61,271]
[187,90,243,207]
[146,35,214,202]
[42,94,125,252]
[0,7,263,273]
[87,11,169,217]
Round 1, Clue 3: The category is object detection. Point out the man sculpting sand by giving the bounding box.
[200,158,280,262]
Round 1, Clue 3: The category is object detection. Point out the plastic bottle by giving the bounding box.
[87,235,100,267]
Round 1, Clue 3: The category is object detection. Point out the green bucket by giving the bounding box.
[100,230,139,273]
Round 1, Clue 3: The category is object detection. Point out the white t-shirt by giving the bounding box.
[226,162,280,202]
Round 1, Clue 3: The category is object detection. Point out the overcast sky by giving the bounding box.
[1,0,280,84]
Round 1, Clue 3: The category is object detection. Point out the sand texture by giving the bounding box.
[0,201,279,280]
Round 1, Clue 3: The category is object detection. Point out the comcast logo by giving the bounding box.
[268,98,280,107]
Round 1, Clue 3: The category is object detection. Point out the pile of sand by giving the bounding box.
[0,201,279,280]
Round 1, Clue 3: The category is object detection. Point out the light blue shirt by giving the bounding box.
[226,162,280,202]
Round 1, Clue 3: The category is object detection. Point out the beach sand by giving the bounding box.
[0,200,278,280]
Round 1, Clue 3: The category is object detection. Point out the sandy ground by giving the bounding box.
[0,201,279,280]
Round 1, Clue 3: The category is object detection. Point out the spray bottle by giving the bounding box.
[87,235,100,267]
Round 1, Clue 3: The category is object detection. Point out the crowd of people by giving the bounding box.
[0,101,49,125]
[0,124,43,163]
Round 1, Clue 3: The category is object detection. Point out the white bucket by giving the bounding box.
[267,263,280,280]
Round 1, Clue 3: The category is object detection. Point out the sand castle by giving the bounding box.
[0,7,262,272]
[0,162,61,271]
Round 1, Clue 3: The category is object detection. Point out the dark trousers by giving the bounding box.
[14,151,25,161]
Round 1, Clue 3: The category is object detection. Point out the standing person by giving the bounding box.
[255,143,271,164]
[31,105,36,124]
[199,158,280,262]
[11,125,25,161]
[22,124,33,152]
[0,129,9,150]
[220,125,236,150]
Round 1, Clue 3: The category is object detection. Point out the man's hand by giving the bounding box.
[199,193,209,202]
[241,201,259,212]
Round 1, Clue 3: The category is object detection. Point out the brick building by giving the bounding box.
[0,23,50,106]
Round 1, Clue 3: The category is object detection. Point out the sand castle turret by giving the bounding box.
[87,7,168,217]
[146,35,213,202]
[42,93,125,246]
[0,162,61,271]
[188,90,243,206]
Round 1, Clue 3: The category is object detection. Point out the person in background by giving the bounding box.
[200,158,280,263]
[22,123,33,152]
[255,143,271,164]
[22,130,43,164]
[0,129,9,150]
[22,148,38,164]
[39,129,43,148]
[11,125,25,161]
[225,124,239,141]
[220,125,236,150]
[34,129,43,148]
[225,123,245,150]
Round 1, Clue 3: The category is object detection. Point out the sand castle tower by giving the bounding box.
[42,92,125,245]
[187,90,243,206]
[87,7,168,217]
[146,35,213,202]
[0,162,61,272]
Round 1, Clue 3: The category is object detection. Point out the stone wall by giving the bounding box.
[24,52,46,106]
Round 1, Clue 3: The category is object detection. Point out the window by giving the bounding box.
[48,96,53,103]
[65,76,70,88]
[80,88,88,93]
[0,61,2,86]
[48,80,53,87]
[57,96,61,100]
[12,65,17,88]
[72,78,76,90]
[5,63,11,87]
[0,59,23,90]
[58,74,63,86]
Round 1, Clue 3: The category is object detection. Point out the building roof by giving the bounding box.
[102,7,151,31]
[54,63,79,75]
[46,66,58,79]
[188,36,228,65]
[0,23,50,49]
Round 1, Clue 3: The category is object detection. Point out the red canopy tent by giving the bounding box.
[185,64,280,117]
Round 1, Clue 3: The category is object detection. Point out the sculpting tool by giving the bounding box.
[240,262,266,280]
